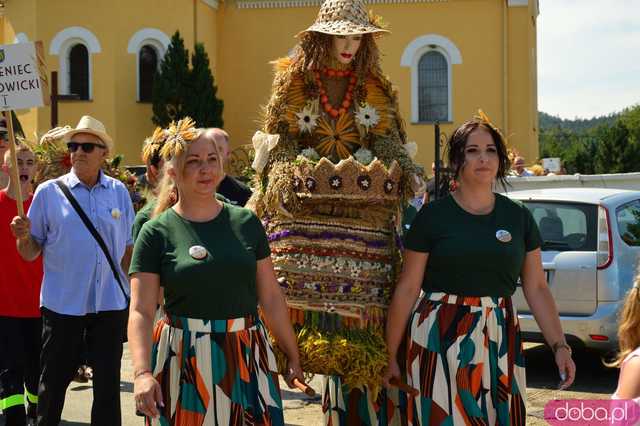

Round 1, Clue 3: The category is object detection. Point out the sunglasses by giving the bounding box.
[67,141,106,153]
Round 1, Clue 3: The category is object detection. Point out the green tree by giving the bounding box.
[186,43,224,128]
[151,31,190,126]
[594,119,640,173]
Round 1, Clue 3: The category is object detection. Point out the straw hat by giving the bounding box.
[298,0,389,36]
[63,115,114,152]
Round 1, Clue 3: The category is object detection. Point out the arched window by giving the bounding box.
[50,27,101,100]
[401,34,462,123]
[68,44,89,100]
[139,45,158,102]
[127,29,170,101]
[418,51,448,122]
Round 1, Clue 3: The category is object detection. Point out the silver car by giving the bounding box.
[507,188,640,353]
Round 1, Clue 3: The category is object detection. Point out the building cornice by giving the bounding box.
[237,0,446,9]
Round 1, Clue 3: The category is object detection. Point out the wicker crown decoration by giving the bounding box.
[293,156,402,202]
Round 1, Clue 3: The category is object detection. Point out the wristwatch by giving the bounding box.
[552,341,572,356]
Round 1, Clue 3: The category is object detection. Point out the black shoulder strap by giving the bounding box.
[55,180,129,303]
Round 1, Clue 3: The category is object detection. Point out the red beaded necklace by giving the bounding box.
[314,67,357,118]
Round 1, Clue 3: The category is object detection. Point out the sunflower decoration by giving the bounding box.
[159,117,199,160]
[314,113,362,160]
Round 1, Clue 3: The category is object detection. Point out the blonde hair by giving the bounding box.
[3,142,35,166]
[152,118,223,218]
[607,283,640,367]
[529,164,545,176]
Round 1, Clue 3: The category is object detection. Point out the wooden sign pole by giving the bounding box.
[4,110,24,216]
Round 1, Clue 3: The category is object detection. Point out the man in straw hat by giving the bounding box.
[11,115,134,425]
[248,0,425,424]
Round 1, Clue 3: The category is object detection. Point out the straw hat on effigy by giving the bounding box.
[297,0,389,36]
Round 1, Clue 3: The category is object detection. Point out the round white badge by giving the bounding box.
[496,229,512,243]
[188,245,208,260]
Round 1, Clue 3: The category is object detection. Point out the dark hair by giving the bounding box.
[446,118,510,189]
[149,151,162,169]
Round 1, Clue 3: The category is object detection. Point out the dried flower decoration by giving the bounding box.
[141,126,169,165]
[475,109,507,146]
[159,117,199,160]
[39,126,72,145]
[368,10,389,32]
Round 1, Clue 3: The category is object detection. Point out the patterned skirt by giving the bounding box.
[322,376,406,426]
[147,314,284,426]
[406,292,526,426]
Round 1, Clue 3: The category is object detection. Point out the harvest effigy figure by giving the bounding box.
[249,0,424,424]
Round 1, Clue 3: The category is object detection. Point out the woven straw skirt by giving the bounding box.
[146,314,284,426]
[406,292,526,426]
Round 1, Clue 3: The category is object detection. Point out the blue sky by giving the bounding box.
[537,0,640,119]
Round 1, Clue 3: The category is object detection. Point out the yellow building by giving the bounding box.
[0,0,539,169]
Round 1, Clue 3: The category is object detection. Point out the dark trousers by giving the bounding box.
[0,316,41,426]
[37,307,127,426]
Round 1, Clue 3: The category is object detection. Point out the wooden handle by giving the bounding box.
[293,377,316,397]
[4,111,23,216]
[389,377,419,397]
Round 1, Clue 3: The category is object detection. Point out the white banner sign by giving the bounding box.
[0,41,49,111]
[542,157,562,173]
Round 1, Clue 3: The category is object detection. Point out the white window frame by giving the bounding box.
[401,34,462,123]
[127,28,170,102]
[50,26,101,100]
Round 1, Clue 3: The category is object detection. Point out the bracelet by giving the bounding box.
[552,341,572,356]
[134,369,152,380]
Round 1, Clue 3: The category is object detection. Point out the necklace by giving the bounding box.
[314,67,357,119]
[452,191,495,215]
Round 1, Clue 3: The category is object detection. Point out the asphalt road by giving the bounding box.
[0,343,619,425]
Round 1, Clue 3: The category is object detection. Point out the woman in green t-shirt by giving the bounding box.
[384,114,576,425]
[128,118,303,425]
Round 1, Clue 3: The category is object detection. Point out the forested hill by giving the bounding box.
[539,111,620,133]
[538,105,640,175]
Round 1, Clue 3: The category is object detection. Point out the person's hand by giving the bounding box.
[410,174,426,196]
[10,215,31,240]
[383,357,401,389]
[555,347,576,390]
[284,359,304,389]
[134,372,163,419]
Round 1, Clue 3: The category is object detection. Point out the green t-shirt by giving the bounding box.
[132,193,232,242]
[129,203,271,320]
[404,193,541,297]
[132,200,155,242]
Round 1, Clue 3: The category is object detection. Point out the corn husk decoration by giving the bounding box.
[276,324,387,396]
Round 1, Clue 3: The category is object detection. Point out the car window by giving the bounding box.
[616,200,640,246]
[523,201,597,251]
